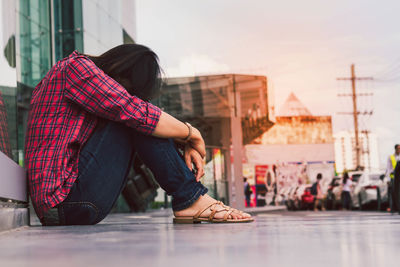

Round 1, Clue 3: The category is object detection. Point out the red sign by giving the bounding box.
[255,165,269,185]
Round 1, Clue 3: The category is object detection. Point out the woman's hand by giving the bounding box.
[174,126,206,158]
[184,144,205,182]
[153,112,206,158]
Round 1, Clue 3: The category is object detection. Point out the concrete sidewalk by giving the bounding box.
[1,210,399,267]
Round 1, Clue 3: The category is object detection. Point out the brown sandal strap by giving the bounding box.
[194,201,221,219]
[210,205,231,221]
[194,201,247,221]
[208,209,218,221]
[223,209,234,221]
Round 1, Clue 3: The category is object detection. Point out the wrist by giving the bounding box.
[183,122,192,142]
[190,127,201,141]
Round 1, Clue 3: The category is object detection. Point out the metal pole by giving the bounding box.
[227,75,245,209]
[351,64,361,169]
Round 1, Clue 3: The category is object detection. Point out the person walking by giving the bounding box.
[25,44,253,225]
[341,172,352,210]
[243,177,252,207]
[385,144,400,212]
[311,173,326,211]
[393,154,400,214]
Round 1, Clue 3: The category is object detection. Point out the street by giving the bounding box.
[1,210,399,267]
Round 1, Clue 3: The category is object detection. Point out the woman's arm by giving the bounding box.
[152,111,206,158]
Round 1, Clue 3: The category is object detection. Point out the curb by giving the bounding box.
[244,206,287,215]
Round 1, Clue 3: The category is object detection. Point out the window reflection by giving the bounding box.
[0,0,18,162]
[0,91,12,158]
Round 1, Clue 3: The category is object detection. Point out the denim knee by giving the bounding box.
[58,201,100,225]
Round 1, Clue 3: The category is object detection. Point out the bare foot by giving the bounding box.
[174,194,252,220]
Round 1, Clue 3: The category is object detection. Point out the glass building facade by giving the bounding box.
[0,0,136,166]
[0,0,18,162]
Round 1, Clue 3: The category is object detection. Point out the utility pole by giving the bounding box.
[337,64,373,170]
[361,130,371,171]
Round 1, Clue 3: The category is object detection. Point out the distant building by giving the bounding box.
[253,93,333,145]
[245,92,335,194]
[334,130,380,173]
[158,74,274,208]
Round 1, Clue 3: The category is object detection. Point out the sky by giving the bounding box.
[136,0,400,168]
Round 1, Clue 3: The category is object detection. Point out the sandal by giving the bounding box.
[173,201,254,224]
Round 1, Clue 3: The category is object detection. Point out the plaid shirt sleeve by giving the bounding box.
[65,56,161,135]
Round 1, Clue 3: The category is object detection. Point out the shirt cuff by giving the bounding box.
[139,102,162,135]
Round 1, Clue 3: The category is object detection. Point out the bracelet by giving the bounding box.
[183,122,192,142]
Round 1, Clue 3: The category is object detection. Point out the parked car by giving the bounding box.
[349,171,363,183]
[286,185,308,210]
[351,172,388,210]
[326,176,342,210]
[276,187,291,206]
[285,186,299,211]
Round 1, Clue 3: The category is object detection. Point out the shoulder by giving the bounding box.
[66,51,99,75]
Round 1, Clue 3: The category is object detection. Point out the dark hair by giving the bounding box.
[343,172,349,184]
[395,144,400,150]
[87,44,163,101]
[316,173,322,180]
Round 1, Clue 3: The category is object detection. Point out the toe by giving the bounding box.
[243,212,251,218]
[233,211,244,220]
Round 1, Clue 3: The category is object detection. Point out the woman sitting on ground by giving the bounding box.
[25,44,253,225]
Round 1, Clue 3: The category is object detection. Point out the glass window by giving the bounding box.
[17,0,52,165]
[0,0,18,162]
[53,0,83,61]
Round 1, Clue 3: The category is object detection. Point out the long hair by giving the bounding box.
[343,172,349,185]
[87,44,163,101]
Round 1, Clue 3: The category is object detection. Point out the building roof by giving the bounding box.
[278,92,312,117]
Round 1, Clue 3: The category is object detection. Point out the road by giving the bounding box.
[0,211,399,267]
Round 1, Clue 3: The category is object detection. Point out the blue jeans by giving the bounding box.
[53,120,207,225]
[341,191,351,210]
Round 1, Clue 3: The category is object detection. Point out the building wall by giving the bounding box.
[334,130,380,173]
[245,105,335,193]
[254,116,334,145]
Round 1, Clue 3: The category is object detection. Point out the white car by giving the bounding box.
[351,172,388,210]
[276,187,292,206]
[285,186,299,210]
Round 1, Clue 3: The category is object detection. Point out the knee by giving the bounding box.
[59,202,100,225]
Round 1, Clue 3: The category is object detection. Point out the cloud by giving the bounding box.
[165,54,230,78]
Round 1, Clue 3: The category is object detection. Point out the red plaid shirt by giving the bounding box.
[25,51,161,219]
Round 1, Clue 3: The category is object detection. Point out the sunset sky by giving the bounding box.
[136,0,400,167]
